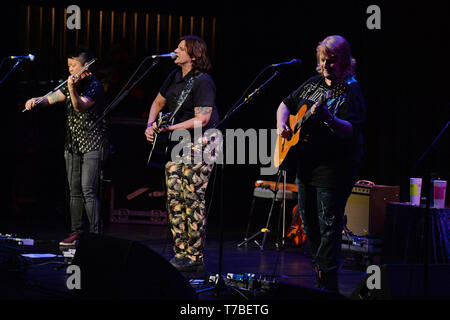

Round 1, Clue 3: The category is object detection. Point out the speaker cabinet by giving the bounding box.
[71,233,197,300]
[344,183,400,236]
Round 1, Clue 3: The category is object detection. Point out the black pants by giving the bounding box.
[297,181,353,273]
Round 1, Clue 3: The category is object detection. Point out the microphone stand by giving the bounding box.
[86,57,160,248]
[0,59,24,85]
[197,70,280,297]
[88,58,159,131]
[411,120,449,298]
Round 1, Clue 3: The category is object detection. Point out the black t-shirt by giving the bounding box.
[159,68,218,136]
[60,74,106,154]
[282,75,366,189]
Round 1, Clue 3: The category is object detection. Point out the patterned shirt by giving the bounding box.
[60,74,106,154]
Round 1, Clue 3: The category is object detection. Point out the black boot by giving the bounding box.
[314,266,323,288]
[321,270,338,292]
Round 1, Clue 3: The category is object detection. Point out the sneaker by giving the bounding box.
[59,233,80,246]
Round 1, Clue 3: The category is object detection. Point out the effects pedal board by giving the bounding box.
[0,233,34,246]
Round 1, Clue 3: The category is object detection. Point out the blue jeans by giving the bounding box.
[64,150,101,234]
[297,181,353,273]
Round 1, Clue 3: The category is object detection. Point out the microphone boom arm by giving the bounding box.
[214,70,280,130]
[88,58,160,131]
[0,59,23,85]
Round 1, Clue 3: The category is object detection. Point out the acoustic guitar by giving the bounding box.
[273,82,347,167]
[147,112,174,167]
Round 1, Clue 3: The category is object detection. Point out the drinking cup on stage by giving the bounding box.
[433,180,447,209]
[409,178,422,206]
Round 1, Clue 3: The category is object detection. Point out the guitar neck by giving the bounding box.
[295,108,314,131]
[294,90,340,131]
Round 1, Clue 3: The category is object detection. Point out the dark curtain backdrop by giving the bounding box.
[2,0,449,228]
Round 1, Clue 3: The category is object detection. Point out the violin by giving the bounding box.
[22,58,96,112]
[285,204,306,247]
[70,69,92,84]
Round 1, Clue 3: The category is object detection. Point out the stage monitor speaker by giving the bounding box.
[71,233,197,300]
[344,182,400,236]
[350,264,450,299]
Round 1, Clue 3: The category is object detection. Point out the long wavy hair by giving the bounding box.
[316,35,356,78]
[180,35,213,74]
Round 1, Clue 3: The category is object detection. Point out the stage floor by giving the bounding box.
[0,211,369,301]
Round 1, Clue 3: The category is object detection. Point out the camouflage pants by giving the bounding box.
[165,160,214,262]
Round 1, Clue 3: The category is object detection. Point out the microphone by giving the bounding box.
[151,52,177,59]
[270,58,301,68]
[10,54,36,61]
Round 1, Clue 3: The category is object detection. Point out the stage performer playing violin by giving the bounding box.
[25,47,106,245]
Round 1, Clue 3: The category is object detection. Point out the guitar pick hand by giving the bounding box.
[145,122,158,142]
[311,102,333,122]
[145,121,173,143]
[277,122,293,139]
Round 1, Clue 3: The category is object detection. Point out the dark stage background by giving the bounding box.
[1,1,449,229]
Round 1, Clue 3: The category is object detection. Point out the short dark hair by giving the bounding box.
[68,46,95,65]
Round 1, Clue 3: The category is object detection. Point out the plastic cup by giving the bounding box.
[433,180,447,209]
[410,178,422,206]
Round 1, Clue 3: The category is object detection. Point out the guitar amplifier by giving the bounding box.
[344,181,400,236]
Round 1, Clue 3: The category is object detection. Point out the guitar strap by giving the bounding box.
[327,76,356,115]
[148,72,204,167]
[168,72,203,124]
